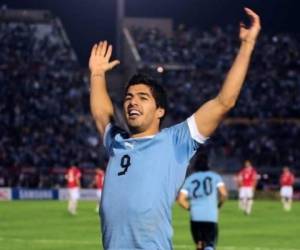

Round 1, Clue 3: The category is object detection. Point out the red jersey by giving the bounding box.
[95,170,105,189]
[66,166,81,188]
[238,167,257,187]
[280,172,295,186]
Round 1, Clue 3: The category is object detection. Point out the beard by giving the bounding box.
[126,116,144,132]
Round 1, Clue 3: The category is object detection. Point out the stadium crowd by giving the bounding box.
[1,21,299,188]
[132,26,300,119]
[213,122,300,167]
[131,26,300,168]
[0,21,103,187]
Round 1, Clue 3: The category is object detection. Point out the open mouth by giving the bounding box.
[128,109,142,118]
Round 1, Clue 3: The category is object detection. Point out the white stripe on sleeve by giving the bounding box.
[187,115,208,144]
[180,189,189,195]
[217,182,225,187]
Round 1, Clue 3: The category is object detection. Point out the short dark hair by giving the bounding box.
[193,148,210,172]
[124,74,168,119]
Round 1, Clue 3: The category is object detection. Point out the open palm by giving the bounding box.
[89,41,120,74]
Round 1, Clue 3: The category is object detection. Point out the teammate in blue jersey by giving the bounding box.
[89,7,260,250]
[177,150,228,250]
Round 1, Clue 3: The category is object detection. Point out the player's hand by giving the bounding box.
[89,41,120,75]
[239,8,261,45]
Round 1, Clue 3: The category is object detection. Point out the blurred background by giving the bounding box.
[0,0,300,198]
[1,2,300,249]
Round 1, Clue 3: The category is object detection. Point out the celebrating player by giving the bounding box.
[279,166,295,211]
[65,165,81,215]
[236,160,258,215]
[89,7,260,249]
[177,150,228,250]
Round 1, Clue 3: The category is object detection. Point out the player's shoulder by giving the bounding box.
[203,171,222,181]
[184,172,199,183]
[161,120,187,134]
[252,168,258,174]
[104,124,130,150]
[156,120,189,145]
[186,171,206,181]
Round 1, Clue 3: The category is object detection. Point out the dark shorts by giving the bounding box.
[190,221,218,247]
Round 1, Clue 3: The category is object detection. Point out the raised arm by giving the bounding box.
[89,41,120,137]
[193,8,261,137]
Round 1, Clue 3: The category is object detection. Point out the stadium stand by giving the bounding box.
[1,9,299,188]
[127,25,300,172]
[0,10,105,187]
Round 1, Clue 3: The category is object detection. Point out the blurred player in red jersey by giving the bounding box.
[65,165,81,215]
[280,166,295,211]
[236,160,258,215]
[94,167,105,212]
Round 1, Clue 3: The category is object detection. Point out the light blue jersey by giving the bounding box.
[101,116,206,250]
[180,171,224,223]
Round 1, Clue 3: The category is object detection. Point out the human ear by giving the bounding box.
[156,108,165,119]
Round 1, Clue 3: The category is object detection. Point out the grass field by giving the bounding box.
[1,200,300,250]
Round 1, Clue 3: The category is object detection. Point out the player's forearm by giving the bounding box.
[216,41,255,110]
[218,186,228,208]
[90,72,114,121]
[220,193,227,204]
[179,201,190,210]
[177,197,190,210]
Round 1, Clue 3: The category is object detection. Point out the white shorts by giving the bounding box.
[69,187,80,201]
[280,186,293,198]
[239,187,254,199]
[96,189,102,200]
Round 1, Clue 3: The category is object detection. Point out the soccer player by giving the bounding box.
[280,166,295,211]
[236,160,258,215]
[89,8,260,249]
[65,165,81,215]
[177,150,228,250]
[94,167,105,212]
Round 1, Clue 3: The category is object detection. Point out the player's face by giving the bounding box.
[123,84,164,134]
[245,161,252,168]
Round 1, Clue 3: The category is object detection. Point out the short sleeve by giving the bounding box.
[103,124,126,153]
[186,115,209,144]
[180,178,190,195]
[166,115,208,164]
[216,174,224,187]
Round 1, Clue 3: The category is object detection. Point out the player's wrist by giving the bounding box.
[240,39,256,52]
[90,70,106,78]
[241,38,256,44]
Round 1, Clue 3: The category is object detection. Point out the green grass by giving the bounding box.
[0,200,299,250]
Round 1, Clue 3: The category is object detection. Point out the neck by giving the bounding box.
[129,127,159,138]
